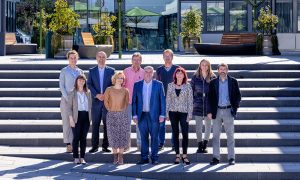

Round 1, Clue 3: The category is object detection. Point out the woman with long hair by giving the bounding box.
[166,67,193,165]
[191,59,216,153]
[67,74,92,164]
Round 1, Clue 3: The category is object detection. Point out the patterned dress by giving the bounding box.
[104,87,130,148]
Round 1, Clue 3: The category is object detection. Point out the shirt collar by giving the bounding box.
[144,80,153,85]
[219,76,228,83]
[98,66,105,71]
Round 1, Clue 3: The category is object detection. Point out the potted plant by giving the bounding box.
[92,13,117,50]
[170,22,178,51]
[48,0,80,55]
[257,5,279,55]
[180,7,203,54]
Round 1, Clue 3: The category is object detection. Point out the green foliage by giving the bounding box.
[92,14,117,44]
[48,0,80,35]
[180,8,203,40]
[257,6,278,35]
[32,9,48,48]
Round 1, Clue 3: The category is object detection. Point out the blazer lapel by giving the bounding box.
[74,91,78,112]
[150,80,156,106]
[103,67,108,91]
[216,77,220,103]
[227,76,233,99]
[95,67,100,90]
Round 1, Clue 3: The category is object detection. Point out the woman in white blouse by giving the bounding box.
[67,75,92,164]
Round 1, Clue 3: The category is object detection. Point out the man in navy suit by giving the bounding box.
[132,66,166,165]
[87,51,115,153]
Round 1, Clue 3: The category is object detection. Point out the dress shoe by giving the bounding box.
[88,147,98,153]
[174,155,181,164]
[66,145,72,153]
[136,159,149,164]
[102,147,111,153]
[80,158,87,165]
[228,158,235,165]
[152,160,159,165]
[181,156,191,165]
[74,158,80,164]
[158,144,164,151]
[210,158,220,165]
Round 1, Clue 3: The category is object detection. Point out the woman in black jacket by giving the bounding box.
[190,59,216,153]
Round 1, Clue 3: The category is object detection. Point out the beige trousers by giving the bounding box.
[60,97,73,144]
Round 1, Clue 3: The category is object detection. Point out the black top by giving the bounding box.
[175,88,181,97]
[156,64,180,94]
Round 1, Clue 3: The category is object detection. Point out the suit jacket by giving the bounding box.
[67,90,92,123]
[208,75,241,119]
[87,65,115,107]
[132,79,166,122]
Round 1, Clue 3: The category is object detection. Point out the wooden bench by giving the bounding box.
[5,33,37,55]
[194,33,257,55]
[77,32,113,59]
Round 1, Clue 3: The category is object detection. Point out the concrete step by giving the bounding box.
[1,87,299,97]
[0,119,300,133]
[1,97,300,107]
[1,146,300,163]
[1,154,299,180]
[1,63,300,70]
[1,107,299,120]
[1,78,300,88]
[1,70,300,79]
[0,132,299,147]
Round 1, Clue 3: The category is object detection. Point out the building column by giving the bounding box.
[0,0,6,56]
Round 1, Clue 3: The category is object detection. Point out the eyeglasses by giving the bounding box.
[117,77,124,80]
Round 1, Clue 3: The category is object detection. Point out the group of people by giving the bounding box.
[59,49,241,166]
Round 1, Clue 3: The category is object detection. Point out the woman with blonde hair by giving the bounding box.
[190,59,216,153]
[104,72,130,165]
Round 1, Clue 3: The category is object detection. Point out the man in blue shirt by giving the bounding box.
[208,63,241,166]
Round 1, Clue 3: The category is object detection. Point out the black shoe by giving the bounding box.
[228,158,235,165]
[152,160,159,165]
[181,157,191,165]
[102,147,111,153]
[171,146,175,151]
[158,144,164,151]
[202,140,208,153]
[174,155,181,164]
[136,159,149,164]
[210,158,220,165]
[89,147,98,153]
[196,141,203,153]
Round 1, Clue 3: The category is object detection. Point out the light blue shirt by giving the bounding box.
[59,65,83,99]
[142,80,152,112]
[98,67,105,93]
[218,77,230,106]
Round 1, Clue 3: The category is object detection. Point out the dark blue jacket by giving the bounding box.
[208,75,241,119]
[132,80,166,122]
[190,75,215,116]
[156,64,179,94]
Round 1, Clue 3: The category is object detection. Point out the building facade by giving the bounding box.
[71,0,300,51]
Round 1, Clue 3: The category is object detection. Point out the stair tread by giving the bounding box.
[0,132,299,139]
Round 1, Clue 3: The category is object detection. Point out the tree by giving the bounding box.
[48,0,80,35]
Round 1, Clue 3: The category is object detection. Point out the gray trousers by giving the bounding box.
[60,97,73,144]
[212,108,235,160]
[195,116,212,142]
[127,104,141,148]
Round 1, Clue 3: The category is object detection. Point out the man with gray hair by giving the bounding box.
[208,63,241,165]
[132,66,166,165]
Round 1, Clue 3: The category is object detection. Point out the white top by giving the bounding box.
[142,80,152,112]
[77,92,88,111]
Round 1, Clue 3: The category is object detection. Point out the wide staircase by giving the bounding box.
[0,62,300,179]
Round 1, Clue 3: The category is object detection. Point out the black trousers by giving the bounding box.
[169,111,189,154]
[72,111,90,158]
[91,104,109,149]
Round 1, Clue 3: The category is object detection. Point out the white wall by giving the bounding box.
[277,33,300,51]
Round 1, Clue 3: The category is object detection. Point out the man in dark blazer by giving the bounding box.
[208,63,241,165]
[87,51,115,153]
[132,66,166,165]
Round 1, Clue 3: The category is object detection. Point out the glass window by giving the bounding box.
[275,0,293,33]
[125,0,177,51]
[207,1,224,31]
[298,0,300,31]
[229,1,247,32]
